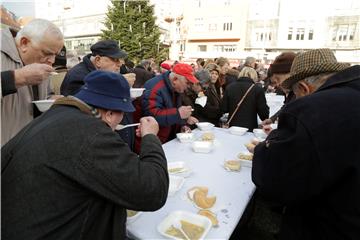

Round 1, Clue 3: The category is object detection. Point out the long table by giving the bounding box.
[127,127,256,239]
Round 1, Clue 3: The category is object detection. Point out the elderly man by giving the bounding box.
[1,19,64,145]
[60,39,136,150]
[60,39,128,96]
[2,70,169,240]
[134,63,199,151]
[251,49,360,240]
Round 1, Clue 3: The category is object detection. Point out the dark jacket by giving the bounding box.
[131,65,154,88]
[252,65,360,240]
[60,54,95,96]
[1,105,169,240]
[199,84,222,126]
[140,72,185,143]
[221,77,269,131]
[59,55,134,150]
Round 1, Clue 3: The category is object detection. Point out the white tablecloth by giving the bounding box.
[127,128,256,239]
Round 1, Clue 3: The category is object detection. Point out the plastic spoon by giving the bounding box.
[115,123,140,131]
[173,220,190,240]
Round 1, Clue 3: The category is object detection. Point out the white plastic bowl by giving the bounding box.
[168,161,191,177]
[130,88,145,98]
[229,126,248,136]
[196,122,214,131]
[126,210,142,224]
[32,100,55,112]
[253,128,267,139]
[168,175,185,197]
[157,211,212,240]
[176,133,194,143]
[192,141,213,153]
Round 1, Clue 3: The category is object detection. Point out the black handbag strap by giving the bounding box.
[225,84,255,126]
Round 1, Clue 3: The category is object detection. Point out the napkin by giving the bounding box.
[195,96,207,107]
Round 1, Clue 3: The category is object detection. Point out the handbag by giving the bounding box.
[223,84,255,128]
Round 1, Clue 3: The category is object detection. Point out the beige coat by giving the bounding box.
[1,27,49,145]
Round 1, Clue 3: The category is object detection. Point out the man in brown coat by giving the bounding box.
[1,19,64,145]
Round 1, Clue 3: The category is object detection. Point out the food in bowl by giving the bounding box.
[198,210,218,227]
[224,160,241,171]
[165,220,205,240]
[32,100,55,112]
[126,210,138,217]
[237,152,253,160]
[201,132,215,141]
[130,88,145,98]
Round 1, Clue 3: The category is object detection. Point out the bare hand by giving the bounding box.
[260,118,273,126]
[186,116,199,125]
[14,63,55,88]
[123,73,136,87]
[181,125,192,133]
[262,124,273,135]
[178,106,192,119]
[136,116,159,137]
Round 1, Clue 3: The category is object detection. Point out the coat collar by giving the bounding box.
[237,77,254,84]
[317,65,360,92]
[1,27,22,65]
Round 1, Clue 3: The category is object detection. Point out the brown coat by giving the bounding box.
[1,27,49,145]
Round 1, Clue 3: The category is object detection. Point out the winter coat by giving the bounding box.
[199,84,222,126]
[140,72,185,143]
[252,65,360,240]
[1,104,169,240]
[60,54,95,96]
[1,27,49,146]
[221,77,269,131]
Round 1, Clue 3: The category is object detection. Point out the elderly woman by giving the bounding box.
[221,66,269,131]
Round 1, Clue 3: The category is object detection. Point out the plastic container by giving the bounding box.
[32,100,55,112]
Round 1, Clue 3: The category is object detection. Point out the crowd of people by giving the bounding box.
[1,18,359,240]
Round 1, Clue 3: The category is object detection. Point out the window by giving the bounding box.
[198,45,207,52]
[296,28,305,40]
[223,22,233,31]
[224,0,231,6]
[213,45,236,52]
[209,23,217,31]
[338,25,348,41]
[288,27,293,40]
[348,25,356,41]
[308,29,314,40]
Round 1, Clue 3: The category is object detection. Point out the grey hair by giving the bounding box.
[244,57,256,66]
[293,72,335,91]
[15,19,63,44]
[139,59,151,67]
[169,72,186,82]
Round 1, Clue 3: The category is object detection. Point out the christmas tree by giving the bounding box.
[102,0,168,64]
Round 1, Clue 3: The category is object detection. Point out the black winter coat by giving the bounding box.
[252,65,360,240]
[199,84,222,126]
[221,77,269,131]
[131,65,154,88]
[1,105,169,240]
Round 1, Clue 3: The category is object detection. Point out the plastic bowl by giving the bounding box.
[176,133,194,143]
[32,100,55,112]
[192,141,213,153]
[196,122,214,131]
[130,88,145,98]
[229,126,248,136]
[253,128,267,139]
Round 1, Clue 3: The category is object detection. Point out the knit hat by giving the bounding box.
[74,70,135,112]
[269,52,296,74]
[282,48,350,89]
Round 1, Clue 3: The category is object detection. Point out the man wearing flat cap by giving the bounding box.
[2,70,169,240]
[134,63,200,152]
[250,48,360,240]
[60,39,136,150]
[60,39,127,96]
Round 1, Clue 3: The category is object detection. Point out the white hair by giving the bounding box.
[15,19,63,44]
